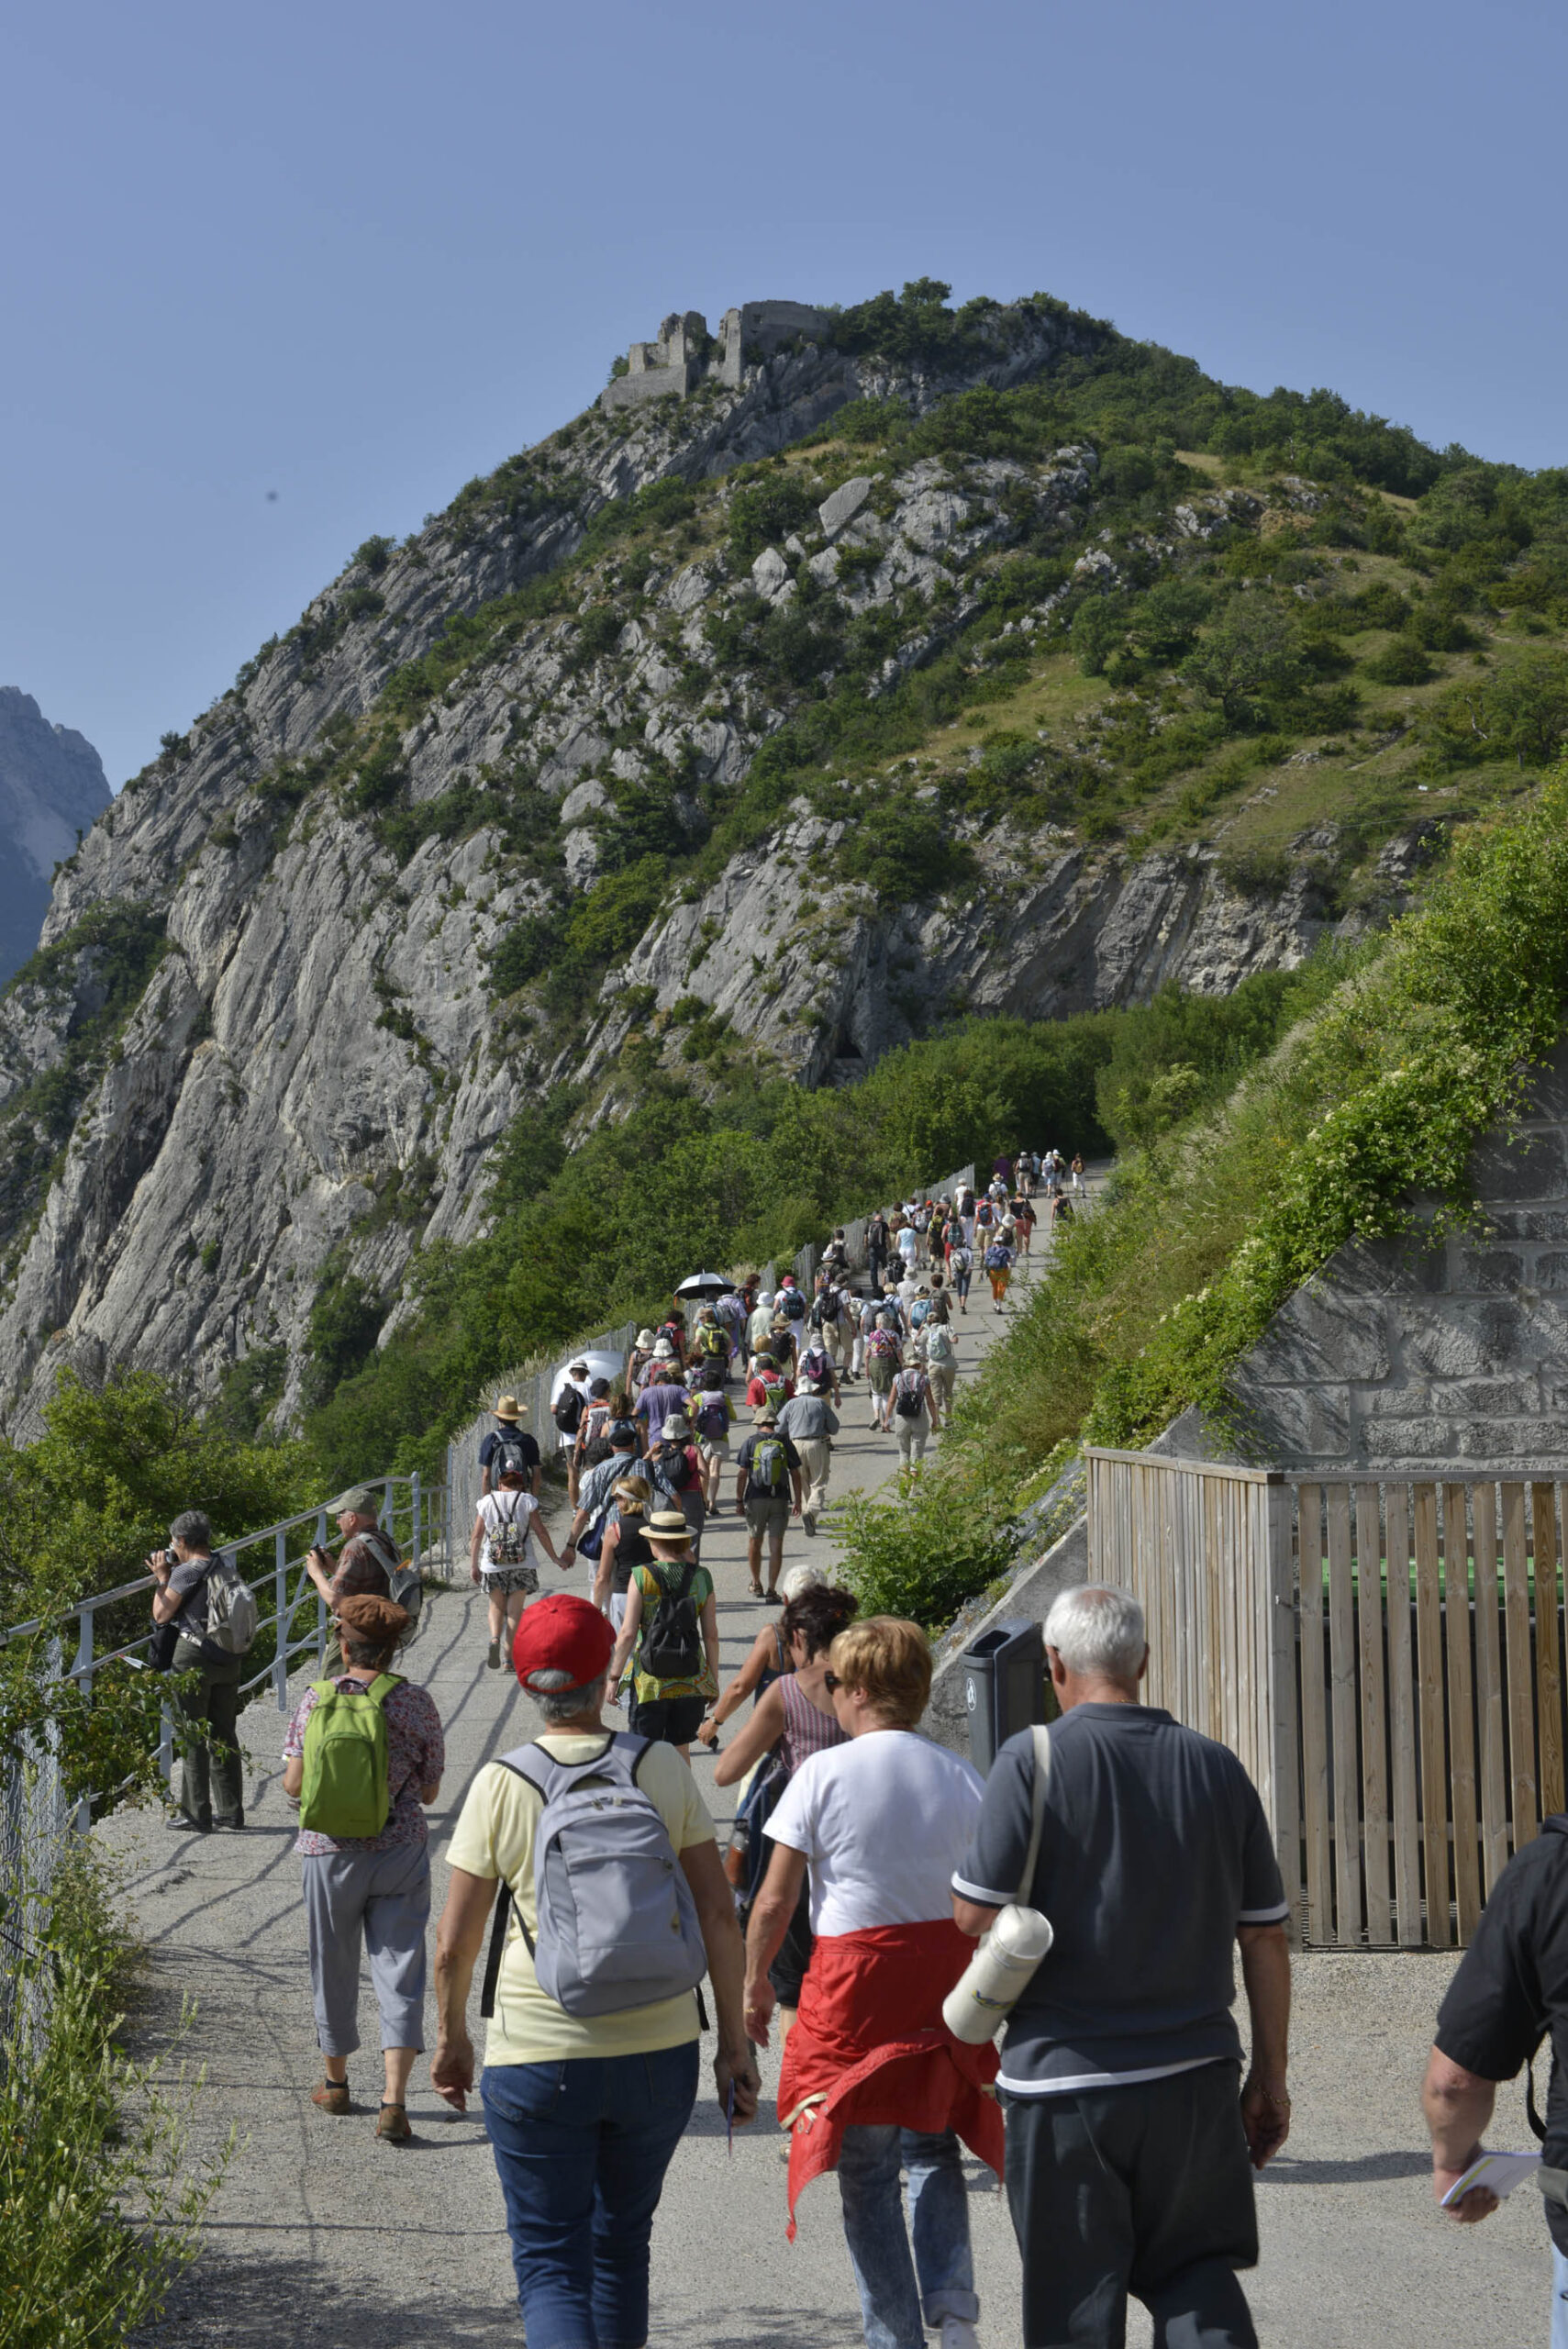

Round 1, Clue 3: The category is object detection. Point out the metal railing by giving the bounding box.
[4,1474,448,1811]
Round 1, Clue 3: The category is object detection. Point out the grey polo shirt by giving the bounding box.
[777,1395,840,1444]
[952,1703,1288,2096]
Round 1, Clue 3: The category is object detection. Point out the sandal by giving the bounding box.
[311,2078,350,2115]
[748,1582,764,1598]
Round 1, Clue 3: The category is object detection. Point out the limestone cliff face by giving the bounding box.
[0,691,111,984]
[0,304,1410,1437]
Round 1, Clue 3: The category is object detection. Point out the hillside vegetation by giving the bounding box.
[841,778,1568,1625]
[8,280,1568,1546]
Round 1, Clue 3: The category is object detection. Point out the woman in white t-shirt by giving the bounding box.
[469,1467,568,1673]
[743,1617,995,2349]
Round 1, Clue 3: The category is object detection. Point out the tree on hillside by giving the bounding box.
[1428,652,1568,768]
[1182,593,1306,728]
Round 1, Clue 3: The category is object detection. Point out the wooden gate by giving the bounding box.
[1084,1449,1568,1949]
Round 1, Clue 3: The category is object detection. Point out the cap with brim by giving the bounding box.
[646,1508,693,1545]
[569,1360,588,1374]
[495,1395,523,1420]
[753,1402,780,1422]
[512,1593,615,1694]
[662,1416,692,1438]
[609,1419,639,1445]
[329,1486,382,1518]
[637,1329,656,1347]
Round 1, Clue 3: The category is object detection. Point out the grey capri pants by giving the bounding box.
[302,1842,430,2055]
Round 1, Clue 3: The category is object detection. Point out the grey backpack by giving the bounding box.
[479,1734,707,2019]
[202,1552,260,1656]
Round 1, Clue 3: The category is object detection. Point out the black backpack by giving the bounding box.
[493,1431,533,1478]
[641,1561,702,1680]
[552,1386,584,1436]
[651,1442,694,1496]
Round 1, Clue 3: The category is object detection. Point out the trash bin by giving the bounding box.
[961,1619,1047,1775]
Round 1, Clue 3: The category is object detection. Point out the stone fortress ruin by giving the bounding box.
[600,302,829,413]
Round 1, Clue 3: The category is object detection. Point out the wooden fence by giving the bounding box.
[1085,1448,1568,1950]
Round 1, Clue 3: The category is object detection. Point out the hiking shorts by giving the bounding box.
[745,1496,790,1541]
[482,1565,539,1597]
[868,1356,895,1395]
[629,1693,706,1747]
[697,1434,730,1462]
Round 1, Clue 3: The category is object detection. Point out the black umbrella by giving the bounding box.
[674,1269,734,1299]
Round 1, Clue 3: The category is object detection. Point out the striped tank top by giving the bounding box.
[780,1672,848,1776]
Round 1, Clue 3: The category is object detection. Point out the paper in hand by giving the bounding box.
[1440,2150,1540,2208]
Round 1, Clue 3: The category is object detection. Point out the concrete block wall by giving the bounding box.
[1223,1038,1568,1472]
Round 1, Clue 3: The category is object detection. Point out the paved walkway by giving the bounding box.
[111,1233,1553,2347]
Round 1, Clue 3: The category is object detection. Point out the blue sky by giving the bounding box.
[4,0,1563,792]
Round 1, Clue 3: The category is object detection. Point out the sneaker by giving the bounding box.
[311,2078,350,2116]
[376,2101,412,2144]
[486,1638,501,1671]
[802,1513,816,1537]
[940,2319,979,2349]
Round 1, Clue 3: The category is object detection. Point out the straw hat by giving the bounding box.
[495,1394,523,1420]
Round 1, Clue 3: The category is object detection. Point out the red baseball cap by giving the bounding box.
[512,1593,615,1693]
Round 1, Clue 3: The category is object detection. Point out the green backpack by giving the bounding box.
[298,1675,401,1838]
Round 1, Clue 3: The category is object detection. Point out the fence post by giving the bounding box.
[1265,1478,1304,1949]
[411,1472,422,1571]
[273,1527,289,1712]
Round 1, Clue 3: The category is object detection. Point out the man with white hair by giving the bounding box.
[952,1584,1293,2349]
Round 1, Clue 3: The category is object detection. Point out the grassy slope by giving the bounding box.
[836,776,1568,1628]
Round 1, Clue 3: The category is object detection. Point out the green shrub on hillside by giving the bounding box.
[836,777,1568,1621]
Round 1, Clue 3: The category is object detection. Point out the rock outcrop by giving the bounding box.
[0,691,111,983]
[0,298,1419,1438]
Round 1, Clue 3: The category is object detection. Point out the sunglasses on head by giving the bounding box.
[824,1671,843,1692]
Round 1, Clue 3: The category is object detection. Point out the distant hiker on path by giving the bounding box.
[736,1399,804,1600]
[480,1396,541,1498]
[471,1464,570,1671]
[606,1507,720,1754]
[432,1596,757,2347]
[305,1486,405,1672]
[148,1509,246,1832]
[282,1593,443,2143]
[551,1362,591,1505]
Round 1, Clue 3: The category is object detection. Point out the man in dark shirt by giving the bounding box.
[952,1584,1292,2349]
[1422,1817,1568,2333]
[149,1509,245,1831]
[479,1395,542,1497]
[733,1404,803,1602]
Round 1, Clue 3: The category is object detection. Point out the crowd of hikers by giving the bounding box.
[147,1152,1340,2349]
[143,1128,1568,2344]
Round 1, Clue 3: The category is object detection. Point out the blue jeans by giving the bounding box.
[837,2124,978,2349]
[482,2041,699,2349]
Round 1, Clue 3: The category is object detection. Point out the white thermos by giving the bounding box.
[942,1902,1054,2044]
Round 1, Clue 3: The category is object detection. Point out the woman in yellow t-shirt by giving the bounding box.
[606,1508,719,1755]
[431,1593,757,2349]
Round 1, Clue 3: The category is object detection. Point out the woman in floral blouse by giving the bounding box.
[282,1592,444,2142]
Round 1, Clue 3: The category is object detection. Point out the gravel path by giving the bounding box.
[108,1231,1552,2346]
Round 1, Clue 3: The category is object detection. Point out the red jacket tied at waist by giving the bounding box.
[776,1919,1003,2239]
